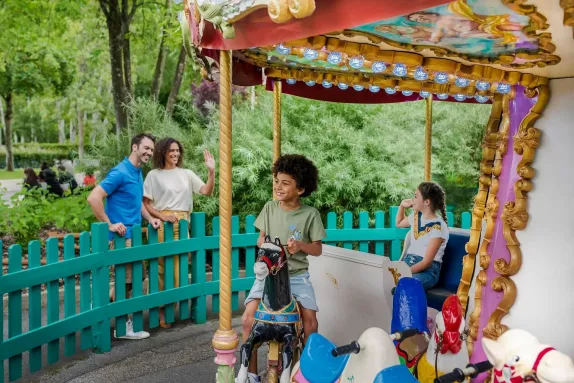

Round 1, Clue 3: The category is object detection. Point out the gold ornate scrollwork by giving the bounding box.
[494,84,549,277]
[481,84,549,343]
[268,0,315,23]
[483,276,517,339]
[465,93,510,355]
[467,270,487,355]
[457,94,503,314]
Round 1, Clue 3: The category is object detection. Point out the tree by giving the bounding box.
[0,1,75,170]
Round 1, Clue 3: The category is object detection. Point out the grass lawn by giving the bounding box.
[0,169,40,180]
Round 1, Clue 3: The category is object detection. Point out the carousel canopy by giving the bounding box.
[186,0,574,104]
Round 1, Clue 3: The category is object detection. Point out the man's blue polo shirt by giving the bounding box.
[99,157,143,240]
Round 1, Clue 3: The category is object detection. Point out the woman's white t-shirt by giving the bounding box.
[406,211,449,263]
[143,168,205,212]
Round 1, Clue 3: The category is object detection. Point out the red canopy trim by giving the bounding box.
[197,0,451,50]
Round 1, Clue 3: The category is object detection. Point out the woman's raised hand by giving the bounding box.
[204,149,215,172]
[400,198,414,208]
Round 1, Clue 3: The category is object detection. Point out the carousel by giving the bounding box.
[180,0,574,382]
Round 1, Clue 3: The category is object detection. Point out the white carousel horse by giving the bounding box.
[290,327,418,383]
[482,328,574,383]
[416,295,469,383]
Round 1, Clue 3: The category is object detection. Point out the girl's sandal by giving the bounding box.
[160,320,173,329]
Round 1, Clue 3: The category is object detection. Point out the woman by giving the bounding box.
[143,137,215,328]
[23,168,41,191]
[39,163,64,197]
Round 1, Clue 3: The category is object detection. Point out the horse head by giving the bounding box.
[254,235,288,280]
[482,329,574,383]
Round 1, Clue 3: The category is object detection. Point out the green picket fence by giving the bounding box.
[0,208,471,382]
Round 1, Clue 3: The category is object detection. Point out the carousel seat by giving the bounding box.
[300,332,349,383]
[402,228,470,311]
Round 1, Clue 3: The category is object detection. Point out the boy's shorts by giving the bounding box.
[245,271,319,311]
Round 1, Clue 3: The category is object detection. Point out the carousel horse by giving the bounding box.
[390,277,431,375]
[290,327,420,383]
[416,295,469,383]
[237,236,302,383]
[482,328,574,383]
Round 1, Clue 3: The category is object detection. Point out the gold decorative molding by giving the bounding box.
[480,83,550,343]
[483,276,517,340]
[457,94,503,315]
[466,92,512,355]
[467,270,487,355]
[494,83,550,277]
[561,0,574,38]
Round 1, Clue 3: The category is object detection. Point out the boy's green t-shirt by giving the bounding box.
[254,200,327,276]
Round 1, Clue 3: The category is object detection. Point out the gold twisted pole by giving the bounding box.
[273,79,282,164]
[424,96,433,181]
[212,50,238,383]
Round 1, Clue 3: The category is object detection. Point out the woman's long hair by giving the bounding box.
[152,137,184,169]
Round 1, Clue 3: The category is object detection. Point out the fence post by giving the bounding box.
[358,212,370,253]
[78,232,92,350]
[91,223,111,353]
[325,212,337,246]
[389,206,402,261]
[343,211,353,250]
[46,238,60,364]
[231,216,239,310]
[374,211,386,256]
[191,212,207,324]
[28,240,43,372]
[8,244,23,381]
[63,235,77,356]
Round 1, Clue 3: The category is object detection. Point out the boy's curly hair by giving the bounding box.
[272,154,319,198]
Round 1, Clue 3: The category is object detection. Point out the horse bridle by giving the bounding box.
[258,245,289,276]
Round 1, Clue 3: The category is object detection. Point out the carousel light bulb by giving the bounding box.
[305,80,316,86]
[434,72,449,84]
[437,93,449,100]
[338,82,349,90]
[369,85,381,93]
[322,80,332,88]
[476,80,491,91]
[372,61,386,73]
[392,63,407,77]
[353,84,364,91]
[455,77,470,88]
[402,90,414,96]
[327,51,342,65]
[419,90,431,98]
[303,48,319,60]
[475,95,489,103]
[497,83,511,94]
[453,94,466,101]
[349,56,364,69]
[275,43,291,55]
[414,66,428,81]
[385,87,396,94]
[286,78,297,84]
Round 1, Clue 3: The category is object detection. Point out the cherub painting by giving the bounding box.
[354,0,541,58]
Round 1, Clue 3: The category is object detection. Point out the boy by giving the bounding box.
[241,154,326,382]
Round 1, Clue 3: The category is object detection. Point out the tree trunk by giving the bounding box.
[121,0,133,97]
[151,0,172,100]
[100,0,130,131]
[78,109,85,158]
[4,93,14,171]
[58,120,66,143]
[166,46,187,116]
[0,97,5,146]
[69,120,75,143]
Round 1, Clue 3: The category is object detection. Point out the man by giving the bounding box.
[87,133,162,340]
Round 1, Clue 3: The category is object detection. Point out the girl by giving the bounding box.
[23,168,41,191]
[143,137,215,328]
[396,181,449,290]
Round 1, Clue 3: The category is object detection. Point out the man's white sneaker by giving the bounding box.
[114,319,150,340]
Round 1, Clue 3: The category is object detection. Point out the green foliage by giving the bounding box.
[0,188,96,245]
[0,147,75,169]
[85,91,489,223]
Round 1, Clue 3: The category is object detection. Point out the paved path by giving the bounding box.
[10,317,270,383]
[1,174,84,204]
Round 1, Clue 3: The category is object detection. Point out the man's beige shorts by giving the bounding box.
[109,238,146,283]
